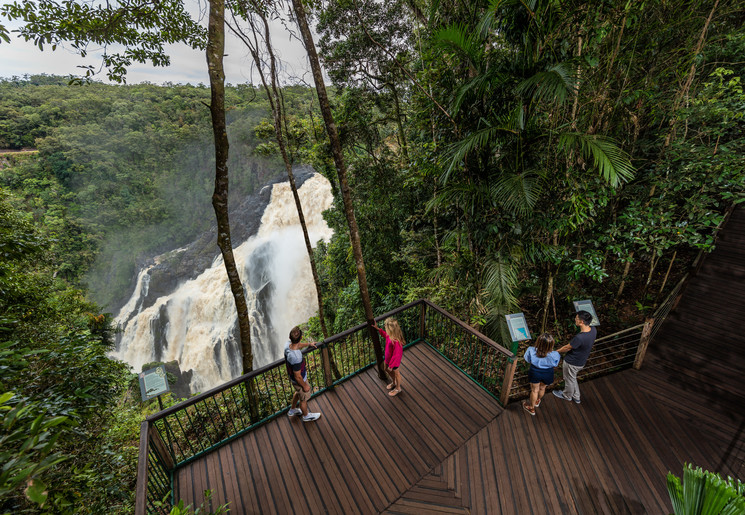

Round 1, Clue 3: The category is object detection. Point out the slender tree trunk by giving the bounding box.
[644,251,662,295]
[241,5,330,341]
[616,252,634,302]
[663,0,720,150]
[540,273,554,334]
[389,82,409,163]
[207,0,253,374]
[655,249,677,306]
[291,0,386,379]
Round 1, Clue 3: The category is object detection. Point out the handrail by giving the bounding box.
[595,323,645,342]
[135,299,518,513]
[422,299,512,355]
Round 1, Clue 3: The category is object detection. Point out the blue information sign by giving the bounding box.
[573,299,600,326]
[505,313,532,342]
[139,365,170,402]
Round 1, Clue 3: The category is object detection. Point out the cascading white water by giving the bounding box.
[111,174,334,392]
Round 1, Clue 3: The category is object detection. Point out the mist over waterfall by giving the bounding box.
[111,172,334,393]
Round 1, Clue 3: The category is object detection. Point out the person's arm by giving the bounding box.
[299,341,317,350]
[293,369,310,392]
[557,342,573,353]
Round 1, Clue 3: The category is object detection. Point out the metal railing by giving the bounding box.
[508,275,687,400]
[134,299,515,514]
[420,300,516,405]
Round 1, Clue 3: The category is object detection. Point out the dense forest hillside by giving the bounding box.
[1,0,744,512]
[0,77,318,310]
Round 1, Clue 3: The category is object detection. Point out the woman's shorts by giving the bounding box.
[528,365,554,385]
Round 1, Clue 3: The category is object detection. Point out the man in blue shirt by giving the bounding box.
[553,311,596,404]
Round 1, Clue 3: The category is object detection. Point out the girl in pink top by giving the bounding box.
[373,318,405,396]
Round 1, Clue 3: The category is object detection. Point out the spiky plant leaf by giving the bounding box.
[442,123,518,183]
[434,24,481,70]
[483,256,519,315]
[452,70,510,115]
[515,63,578,104]
[489,169,544,216]
[558,132,635,187]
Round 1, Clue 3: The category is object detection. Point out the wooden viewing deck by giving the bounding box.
[172,207,745,514]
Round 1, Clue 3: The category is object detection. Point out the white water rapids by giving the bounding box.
[111,174,334,393]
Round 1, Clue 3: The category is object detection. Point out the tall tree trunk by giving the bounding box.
[206,0,253,374]
[233,4,330,341]
[291,0,386,379]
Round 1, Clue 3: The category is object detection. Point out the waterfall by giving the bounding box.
[111,173,334,393]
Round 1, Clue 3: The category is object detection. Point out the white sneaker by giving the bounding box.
[302,412,321,422]
[287,408,302,417]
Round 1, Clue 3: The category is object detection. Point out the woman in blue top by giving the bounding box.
[523,333,560,416]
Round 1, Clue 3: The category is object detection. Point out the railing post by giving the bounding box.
[135,422,150,515]
[500,357,517,406]
[633,318,654,370]
[419,302,426,342]
[149,424,176,471]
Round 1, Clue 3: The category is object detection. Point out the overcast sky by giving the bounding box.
[0,13,311,86]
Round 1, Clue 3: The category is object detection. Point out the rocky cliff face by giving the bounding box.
[117,166,316,326]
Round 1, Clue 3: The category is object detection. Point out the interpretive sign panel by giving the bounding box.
[505,313,532,342]
[139,365,169,402]
[573,299,600,326]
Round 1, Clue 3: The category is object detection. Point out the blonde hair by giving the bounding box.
[384,318,406,345]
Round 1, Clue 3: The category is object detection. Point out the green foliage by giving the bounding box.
[0,77,293,309]
[0,189,141,513]
[158,490,230,515]
[666,464,745,515]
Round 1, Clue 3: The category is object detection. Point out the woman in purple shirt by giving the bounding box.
[522,333,560,416]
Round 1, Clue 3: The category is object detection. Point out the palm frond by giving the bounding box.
[475,0,514,39]
[489,169,545,216]
[442,124,516,184]
[434,24,481,70]
[515,63,578,104]
[483,255,519,314]
[425,181,490,215]
[558,132,635,187]
[452,69,509,115]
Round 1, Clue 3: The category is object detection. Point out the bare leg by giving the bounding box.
[389,369,402,396]
[528,383,540,408]
[537,383,547,404]
[291,391,300,410]
[386,367,395,389]
[299,399,308,417]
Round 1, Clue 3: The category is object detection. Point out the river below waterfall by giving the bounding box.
[111,172,333,393]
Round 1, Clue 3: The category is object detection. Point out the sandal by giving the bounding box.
[535,398,541,407]
[389,388,401,397]
[522,402,535,416]
[386,383,395,390]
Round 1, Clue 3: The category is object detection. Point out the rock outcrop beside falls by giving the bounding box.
[118,166,317,324]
